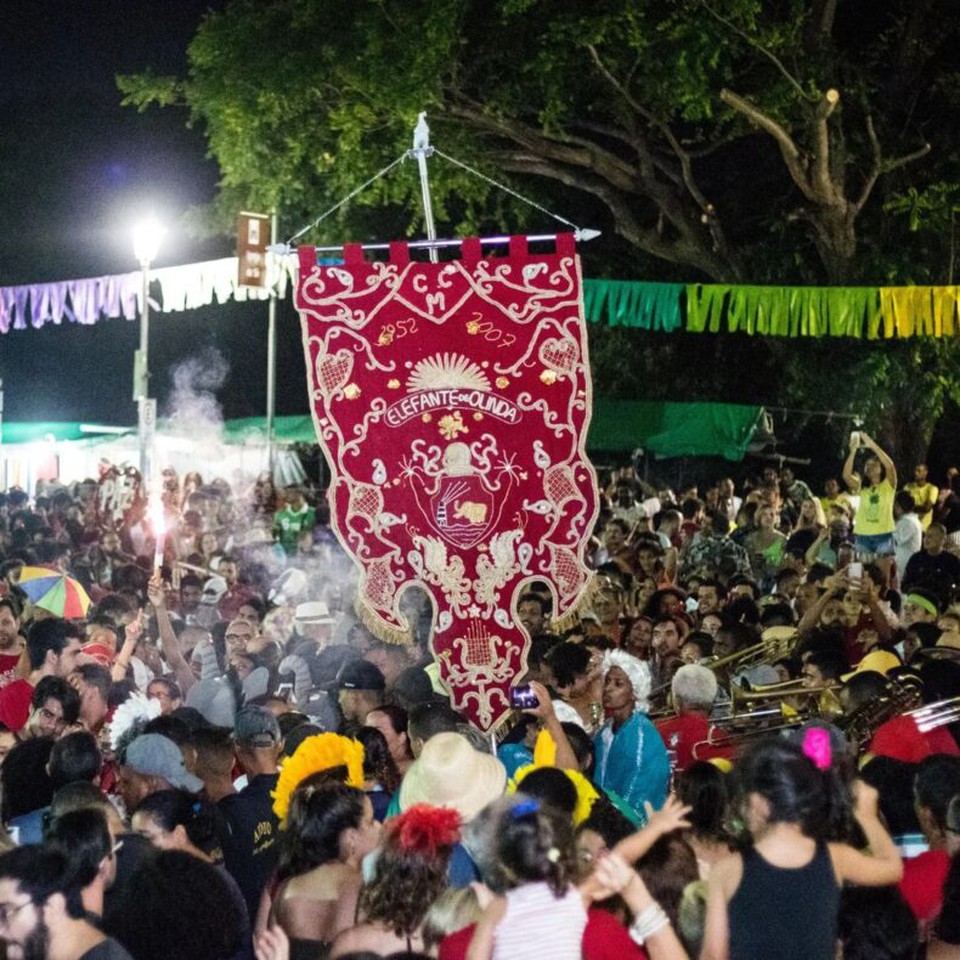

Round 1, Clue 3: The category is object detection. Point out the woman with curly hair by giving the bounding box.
[329,803,461,957]
[355,725,402,821]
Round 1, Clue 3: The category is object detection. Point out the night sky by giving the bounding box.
[0,1,309,426]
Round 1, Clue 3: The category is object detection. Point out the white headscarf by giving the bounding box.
[601,649,652,714]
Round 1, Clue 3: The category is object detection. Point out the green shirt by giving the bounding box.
[273,504,316,554]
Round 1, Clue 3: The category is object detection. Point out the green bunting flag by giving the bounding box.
[585,278,960,339]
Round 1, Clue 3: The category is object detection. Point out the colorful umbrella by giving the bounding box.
[16,566,92,619]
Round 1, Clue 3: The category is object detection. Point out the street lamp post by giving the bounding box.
[132,218,163,484]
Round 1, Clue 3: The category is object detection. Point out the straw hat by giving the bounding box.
[295,601,335,626]
[399,732,506,823]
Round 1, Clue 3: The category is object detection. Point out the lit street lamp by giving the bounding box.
[132,218,164,483]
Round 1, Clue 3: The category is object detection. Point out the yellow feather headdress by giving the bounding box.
[271,733,365,823]
[507,729,599,826]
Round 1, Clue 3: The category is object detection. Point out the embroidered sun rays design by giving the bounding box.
[407,353,491,392]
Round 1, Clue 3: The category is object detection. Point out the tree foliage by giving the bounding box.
[118,0,960,461]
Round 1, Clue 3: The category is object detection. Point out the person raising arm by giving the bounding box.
[701,739,901,960]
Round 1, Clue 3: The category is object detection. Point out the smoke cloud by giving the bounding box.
[166,347,229,433]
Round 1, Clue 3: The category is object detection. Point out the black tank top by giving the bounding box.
[728,840,840,960]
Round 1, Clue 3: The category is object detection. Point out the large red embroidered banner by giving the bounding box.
[295,235,599,730]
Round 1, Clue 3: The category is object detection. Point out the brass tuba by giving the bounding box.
[837,676,923,749]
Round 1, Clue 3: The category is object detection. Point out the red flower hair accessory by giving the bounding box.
[388,804,461,857]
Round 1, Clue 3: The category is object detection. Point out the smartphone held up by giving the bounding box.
[509,684,539,710]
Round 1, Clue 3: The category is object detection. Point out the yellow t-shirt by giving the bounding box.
[903,481,939,529]
[854,479,895,536]
[821,494,853,519]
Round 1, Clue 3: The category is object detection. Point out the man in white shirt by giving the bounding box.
[893,490,923,584]
[718,477,742,522]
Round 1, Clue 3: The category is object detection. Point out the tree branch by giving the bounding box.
[854,115,932,213]
[882,142,932,174]
[699,0,814,102]
[571,119,646,156]
[720,89,817,200]
[854,114,883,213]
[806,0,839,46]
[445,101,638,193]
[586,45,713,214]
[812,89,840,201]
[720,89,800,161]
[442,93,740,280]
[569,119,664,182]
[492,152,738,280]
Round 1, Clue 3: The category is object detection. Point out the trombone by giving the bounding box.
[692,708,806,758]
[705,632,798,675]
[730,678,844,721]
[909,696,960,733]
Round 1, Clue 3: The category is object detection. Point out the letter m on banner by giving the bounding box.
[294,235,599,731]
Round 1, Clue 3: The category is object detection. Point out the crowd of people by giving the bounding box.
[0,431,956,960]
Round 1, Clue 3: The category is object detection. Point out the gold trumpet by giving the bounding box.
[732,677,810,698]
[691,677,847,757]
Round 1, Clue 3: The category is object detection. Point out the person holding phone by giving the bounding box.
[842,431,898,579]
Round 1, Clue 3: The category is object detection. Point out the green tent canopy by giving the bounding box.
[0,422,130,444]
[221,416,316,444]
[221,405,762,459]
[587,400,762,459]
[2,402,762,462]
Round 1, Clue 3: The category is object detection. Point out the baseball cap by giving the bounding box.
[337,659,386,691]
[234,705,281,748]
[80,639,116,668]
[297,643,362,689]
[123,733,204,793]
[201,577,228,606]
[841,649,902,682]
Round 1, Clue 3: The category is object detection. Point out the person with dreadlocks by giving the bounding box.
[329,803,461,957]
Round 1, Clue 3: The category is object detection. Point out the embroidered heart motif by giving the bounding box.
[316,348,353,396]
[539,337,578,375]
[522,263,547,281]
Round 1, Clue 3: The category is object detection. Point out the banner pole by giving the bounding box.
[267,208,278,477]
[411,113,439,264]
